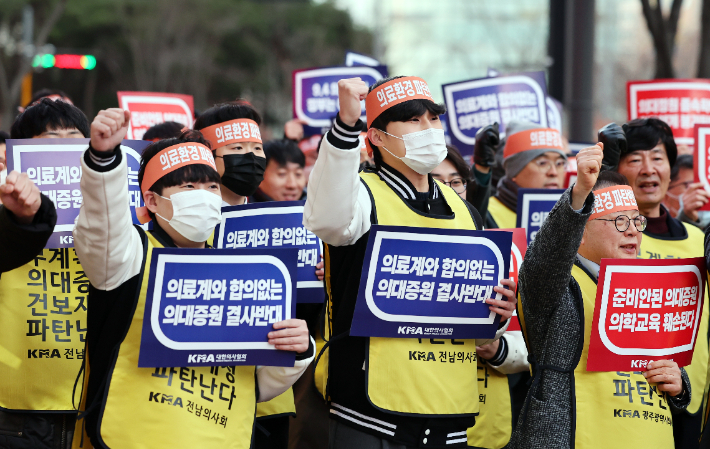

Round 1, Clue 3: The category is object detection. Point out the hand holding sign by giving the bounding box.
[644,360,683,397]
[338,78,369,127]
[680,182,710,221]
[571,144,603,210]
[0,171,43,224]
[267,319,310,353]
[487,277,517,320]
[91,108,131,152]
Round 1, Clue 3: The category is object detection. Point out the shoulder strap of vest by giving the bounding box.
[359,175,378,225]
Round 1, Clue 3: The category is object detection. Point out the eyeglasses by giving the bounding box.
[438,178,467,194]
[668,181,692,190]
[593,215,648,232]
[533,158,567,172]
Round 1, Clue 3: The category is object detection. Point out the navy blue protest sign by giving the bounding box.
[138,248,298,367]
[350,225,512,339]
[6,138,150,248]
[215,201,324,304]
[515,188,565,243]
[442,72,549,158]
[292,65,388,136]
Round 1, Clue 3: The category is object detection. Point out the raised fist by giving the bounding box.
[90,108,131,152]
[598,123,626,171]
[474,123,500,168]
[337,78,369,127]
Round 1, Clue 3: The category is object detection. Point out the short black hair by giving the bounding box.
[138,129,221,197]
[670,154,693,182]
[29,88,71,106]
[10,98,89,139]
[367,76,446,167]
[444,145,472,181]
[143,121,184,141]
[194,100,262,132]
[263,139,305,168]
[0,130,9,144]
[622,118,677,168]
[593,170,630,191]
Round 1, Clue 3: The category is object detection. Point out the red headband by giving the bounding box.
[504,128,565,159]
[365,76,434,127]
[200,119,262,150]
[589,185,638,221]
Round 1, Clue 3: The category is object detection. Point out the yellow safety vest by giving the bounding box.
[487,197,517,230]
[0,248,87,411]
[208,227,296,421]
[571,264,674,448]
[93,232,257,448]
[466,360,512,449]
[359,171,479,416]
[638,224,709,416]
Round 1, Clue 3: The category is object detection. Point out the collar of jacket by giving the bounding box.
[375,160,441,201]
[494,176,519,211]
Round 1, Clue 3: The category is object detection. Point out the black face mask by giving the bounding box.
[218,152,267,197]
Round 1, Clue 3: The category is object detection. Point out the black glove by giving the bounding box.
[598,123,626,171]
[474,123,500,168]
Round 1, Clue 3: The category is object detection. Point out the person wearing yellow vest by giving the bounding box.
[481,120,568,230]
[72,108,315,449]
[600,118,710,449]
[195,101,321,449]
[0,98,90,449]
[304,75,517,449]
[510,144,690,448]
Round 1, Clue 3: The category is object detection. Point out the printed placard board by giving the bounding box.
[117,91,195,140]
[215,201,324,304]
[442,72,549,157]
[587,257,706,371]
[693,124,710,211]
[350,225,512,339]
[138,248,298,367]
[627,79,710,148]
[6,138,150,248]
[515,189,565,243]
[497,228,527,332]
[292,65,388,136]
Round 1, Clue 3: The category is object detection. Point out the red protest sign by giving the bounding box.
[587,258,706,372]
[117,91,194,140]
[694,124,710,211]
[499,228,527,332]
[564,155,577,189]
[627,79,710,149]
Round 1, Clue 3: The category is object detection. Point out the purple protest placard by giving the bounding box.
[442,72,549,157]
[6,138,150,248]
[138,248,298,367]
[292,65,388,136]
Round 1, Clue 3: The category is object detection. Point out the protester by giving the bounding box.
[481,120,568,229]
[142,120,184,142]
[195,100,308,449]
[605,118,709,448]
[72,108,314,448]
[661,154,710,228]
[510,144,689,448]
[253,139,307,202]
[0,171,56,272]
[0,97,90,449]
[431,145,471,200]
[304,76,517,449]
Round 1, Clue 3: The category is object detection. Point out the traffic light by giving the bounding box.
[32,54,96,70]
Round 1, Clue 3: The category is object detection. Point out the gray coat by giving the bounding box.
[508,188,691,449]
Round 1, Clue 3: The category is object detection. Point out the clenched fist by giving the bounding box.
[0,171,43,224]
[91,108,131,152]
[571,143,603,210]
[338,78,369,127]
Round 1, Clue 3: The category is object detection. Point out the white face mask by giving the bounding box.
[379,128,447,175]
[156,189,222,243]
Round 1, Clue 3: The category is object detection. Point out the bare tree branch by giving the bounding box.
[698,0,710,77]
[639,0,678,78]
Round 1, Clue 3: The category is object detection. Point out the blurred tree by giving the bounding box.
[0,0,67,131]
[31,0,372,132]
[698,0,710,77]
[639,0,683,79]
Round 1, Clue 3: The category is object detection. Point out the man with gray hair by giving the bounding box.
[485,120,568,229]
